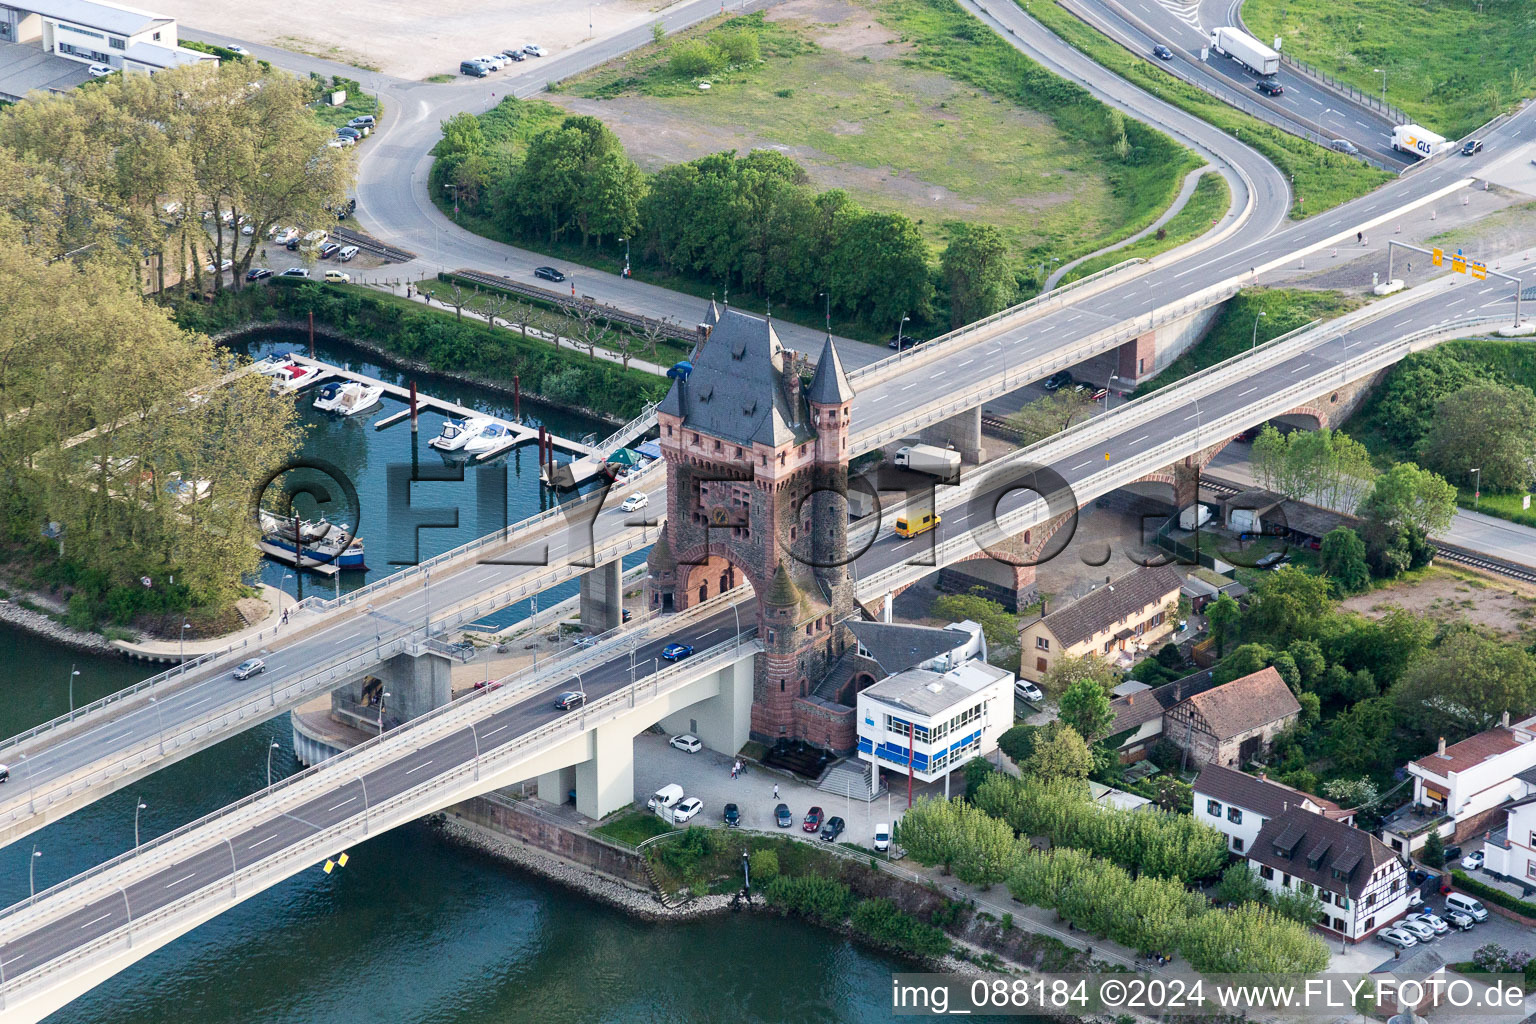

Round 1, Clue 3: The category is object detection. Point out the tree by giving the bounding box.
[1394,628,1536,735]
[1206,593,1241,657]
[576,151,646,248]
[1360,462,1457,537]
[1373,348,1483,449]
[1215,643,1272,684]
[1287,640,1326,687]
[1321,776,1379,808]
[1319,527,1371,593]
[1297,691,1321,728]
[1040,652,1117,699]
[1251,424,1287,491]
[1215,862,1269,905]
[997,724,1040,765]
[941,222,1014,327]
[1419,383,1536,492]
[1325,697,1397,772]
[1422,830,1446,869]
[1058,677,1115,742]
[749,847,780,883]
[1270,885,1325,926]
[1244,566,1333,644]
[1023,724,1094,782]
[829,209,933,326]
[1006,388,1096,444]
[963,756,996,800]
[933,592,1018,650]
[1269,650,1301,692]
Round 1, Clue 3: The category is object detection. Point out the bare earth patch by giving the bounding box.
[1339,567,1536,639]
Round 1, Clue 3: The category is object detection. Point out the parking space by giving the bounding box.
[1333,890,1535,972]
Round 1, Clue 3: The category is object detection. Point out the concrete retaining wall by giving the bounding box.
[452,792,651,887]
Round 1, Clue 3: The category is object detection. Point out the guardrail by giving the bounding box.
[0,634,763,973]
[446,269,699,344]
[1274,52,1408,126]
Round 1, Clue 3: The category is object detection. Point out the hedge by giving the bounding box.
[1451,870,1536,919]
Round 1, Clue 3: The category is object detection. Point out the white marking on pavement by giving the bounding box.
[249,834,278,849]
[1238,386,1258,397]
[335,632,361,644]
[327,797,357,812]
[484,724,508,738]
[1,954,25,968]
[405,760,433,775]
[697,628,719,640]
[80,913,111,929]
[1184,413,1199,421]
[165,872,196,888]
[1130,435,1148,446]
[1070,460,1092,471]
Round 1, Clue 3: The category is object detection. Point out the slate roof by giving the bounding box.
[1412,726,1523,777]
[657,308,809,448]
[847,621,962,675]
[1037,563,1183,650]
[1180,666,1300,740]
[1193,762,1349,820]
[806,335,855,406]
[1106,669,1217,736]
[1249,807,1399,896]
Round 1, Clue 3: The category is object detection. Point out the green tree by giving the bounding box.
[1058,676,1115,742]
[830,210,934,327]
[1360,462,1457,537]
[749,847,780,883]
[576,151,646,249]
[1419,383,1536,492]
[1040,652,1117,698]
[1372,348,1483,449]
[1006,388,1096,444]
[962,756,995,800]
[1023,724,1094,782]
[1206,592,1242,657]
[997,724,1040,765]
[1297,691,1321,728]
[1394,628,1536,735]
[1325,697,1397,772]
[941,222,1014,327]
[933,592,1018,650]
[1287,640,1326,687]
[1269,650,1301,692]
[1216,643,1273,684]
[1270,885,1325,926]
[1422,830,1446,869]
[1215,862,1269,905]
[1245,566,1333,644]
[1319,527,1371,593]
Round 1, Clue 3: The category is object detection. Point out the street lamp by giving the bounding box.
[280,573,294,616]
[150,695,166,754]
[1251,310,1267,350]
[618,236,630,278]
[1191,396,1204,569]
[29,845,41,905]
[1106,374,1126,412]
[267,740,281,787]
[896,313,910,350]
[1471,467,1481,509]
[134,799,147,850]
[378,691,391,734]
[67,664,80,714]
[179,621,191,661]
[1373,68,1387,107]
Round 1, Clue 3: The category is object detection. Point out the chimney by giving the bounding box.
[1437,736,1446,756]
[1260,771,1267,782]
[1127,694,1134,706]
[787,369,802,428]
[1502,710,1511,728]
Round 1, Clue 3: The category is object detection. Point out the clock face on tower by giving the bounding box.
[709,505,731,526]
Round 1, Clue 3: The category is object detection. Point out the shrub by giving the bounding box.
[669,39,722,77]
[763,874,853,924]
[749,848,780,885]
[1452,870,1536,917]
[1422,831,1446,869]
[1148,738,1183,771]
[851,898,951,957]
[65,592,96,631]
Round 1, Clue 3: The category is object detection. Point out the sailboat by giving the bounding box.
[258,510,367,569]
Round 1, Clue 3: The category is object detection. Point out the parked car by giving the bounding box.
[203,258,234,273]
[534,265,566,282]
[336,126,363,140]
[472,678,502,692]
[1397,918,1437,943]
[323,270,351,283]
[327,137,354,149]
[820,816,846,841]
[1461,850,1485,871]
[476,54,508,70]
[554,690,585,711]
[1406,911,1449,935]
[0,763,8,783]
[803,806,823,832]
[1443,908,1476,931]
[723,803,741,827]
[348,115,376,128]
[86,63,115,78]
[338,245,360,262]
[1445,892,1488,922]
[775,803,793,828]
[1378,927,1419,950]
[1442,845,1463,862]
[1152,44,1173,60]
[1255,550,1289,570]
[500,48,526,61]
[227,45,250,56]
[1329,138,1360,155]
[874,823,891,851]
[671,797,703,824]
[524,43,547,57]
[661,642,694,662]
[620,493,649,512]
[669,734,702,753]
[318,242,342,259]
[245,267,274,281]
[233,658,266,680]
[1014,680,1044,703]
[460,60,490,77]
[1043,370,1073,391]
[279,267,310,278]
[1462,139,1484,156]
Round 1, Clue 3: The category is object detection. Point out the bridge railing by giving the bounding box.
[0,633,762,950]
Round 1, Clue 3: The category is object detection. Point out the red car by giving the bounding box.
[803,806,823,832]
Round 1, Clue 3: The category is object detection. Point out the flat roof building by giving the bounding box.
[0,0,212,91]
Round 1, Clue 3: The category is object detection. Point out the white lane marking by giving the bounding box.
[405,760,433,775]
[334,631,361,644]
[1070,460,1092,471]
[1130,435,1148,446]
[1238,386,1258,397]
[1184,413,1199,421]
[484,724,509,738]
[165,872,196,888]
[929,371,944,379]
[1,954,25,968]
[81,912,111,929]
[696,628,720,639]
[1292,363,1309,373]
[249,834,278,849]
[899,383,917,391]
[327,797,356,812]
[959,359,974,367]
[186,697,209,709]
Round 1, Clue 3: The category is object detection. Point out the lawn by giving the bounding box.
[1025,0,1392,218]
[592,811,674,846]
[1132,288,1362,396]
[1243,0,1535,138]
[1060,171,1230,283]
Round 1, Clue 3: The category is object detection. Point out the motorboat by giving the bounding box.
[258,510,366,569]
[429,415,493,452]
[254,354,319,393]
[163,473,212,504]
[313,380,383,417]
[463,421,513,455]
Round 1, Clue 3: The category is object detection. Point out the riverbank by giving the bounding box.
[0,593,114,654]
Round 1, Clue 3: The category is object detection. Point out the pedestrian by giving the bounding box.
[260,247,267,260]
[773,783,779,800]
[1356,231,1362,245]
[1407,260,1413,272]
[281,610,288,625]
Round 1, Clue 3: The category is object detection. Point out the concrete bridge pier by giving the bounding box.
[574,720,634,819]
[537,765,577,807]
[331,650,453,731]
[657,657,753,756]
[919,408,985,463]
[579,558,623,632]
[936,558,1037,612]
[1116,304,1223,385]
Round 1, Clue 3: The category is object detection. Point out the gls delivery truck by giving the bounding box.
[1211,27,1280,76]
[1392,124,1449,159]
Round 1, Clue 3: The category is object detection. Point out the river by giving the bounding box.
[0,333,922,1024]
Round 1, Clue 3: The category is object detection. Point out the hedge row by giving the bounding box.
[763,876,951,958]
[1451,870,1536,919]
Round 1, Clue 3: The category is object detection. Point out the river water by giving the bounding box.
[0,335,920,1024]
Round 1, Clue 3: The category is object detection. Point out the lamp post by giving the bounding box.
[280,573,294,616]
[134,799,146,850]
[29,845,41,905]
[150,695,165,755]
[1471,468,1481,509]
[618,236,630,278]
[1373,68,1387,107]
[1191,396,1203,569]
[1251,310,1267,349]
[67,664,80,714]
[267,740,280,788]
[896,313,909,351]
[366,603,380,656]
[1106,374,1126,412]
[378,691,391,734]
[818,291,831,333]
[179,621,191,661]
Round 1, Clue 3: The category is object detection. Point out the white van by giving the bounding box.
[1444,892,1488,922]
[647,784,684,816]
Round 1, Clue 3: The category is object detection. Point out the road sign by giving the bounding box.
[1470,260,1487,280]
[1451,254,1467,274]
[1431,247,1444,266]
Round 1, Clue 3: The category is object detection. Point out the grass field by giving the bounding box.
[1025,0,1392,218]
[1060,171,1229,283]
[1243,0,1535,138]
[592,811,673,846]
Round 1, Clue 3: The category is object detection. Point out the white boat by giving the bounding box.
[463,421,514,455]
[258,510,367,569]
[428,415,493,452]
[313,380,383,417]
[254,354,319,393]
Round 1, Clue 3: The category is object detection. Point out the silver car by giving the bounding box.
[1396,918,1436,943]
[1378,927,1418,950]
[233,658,266,680]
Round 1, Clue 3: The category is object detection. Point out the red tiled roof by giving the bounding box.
[1412,728,1523,777]
[1180,666,1300,740]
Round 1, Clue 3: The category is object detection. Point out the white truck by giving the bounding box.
[1392,124,1448,159]
[1211,27,1280,76]
[894,444,961,483]
[1179,504,1213,531]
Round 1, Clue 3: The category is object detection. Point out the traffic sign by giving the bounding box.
[1451,255,1467,274]
[1431,247,1444,266]
[1470,261,1487,280]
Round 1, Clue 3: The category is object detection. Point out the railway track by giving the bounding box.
[331,225,415,263]
[448,269,699,343]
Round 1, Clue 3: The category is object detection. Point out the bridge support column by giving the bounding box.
[937,559,1036,612]
[1173,462,1202,512]
[1117,330,1157,384]
[919,408,984,463]
[882,593,893,623]
[658,656,753,757]
[332,650,453,731]
[574,720,634,820]
[537,765,577,807]
[579,558,623,633]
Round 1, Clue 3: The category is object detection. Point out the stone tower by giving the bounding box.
[650,307,858,745]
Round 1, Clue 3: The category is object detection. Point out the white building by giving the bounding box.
[0,0,214,73]
[1193,762,1352,855]
[1380,712,1536,856]
[1480,792,1536,883]
[855,660,1013,797]
[1249,808,1410,942]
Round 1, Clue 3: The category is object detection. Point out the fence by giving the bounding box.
[1276,53,1409,126]
[445,269,699,344]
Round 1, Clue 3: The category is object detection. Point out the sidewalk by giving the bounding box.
[111,583,317,663]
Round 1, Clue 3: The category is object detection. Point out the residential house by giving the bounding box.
[1478,791,1536,886]
[1103,669,1216,763]
[1370,949,1447,1016]
[1017,564,1182,683]
[1249,807,1410,942]
[1194,762,1351,855]
[1380,712,1536,857]
[1163,666,1301,767]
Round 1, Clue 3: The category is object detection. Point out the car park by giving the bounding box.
[245,267,274,281]
[1255,79,1284,96]
[460,60,489,77]
[1443,908,1476,930]
[775,803,793,828]
[1461,850,1485,871]
[820,816,846,841]
[554,690,585,711]
[1378,927,1418,950]
[661,642,694,661]
[1405,911,1449,935]
[1014,680,1044,702]
[803,806,823,832]
[534,265,566,282]
[874,823,891,851]
[1444,892,1488,921]
[1329,139,1360,155]
[1396,918,1436,943]
[669,734,702,753]
[323,270,350,283]
[723,803,741,827]
[338,245,359,262]
[318,242,342,259]
[524,44,547,57]
[279,267,310,278]
[1152,44,1173,60]
[620,493,649,512]
[87,63,115,77]
[233,658,266,680]
[671,797,703,824]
